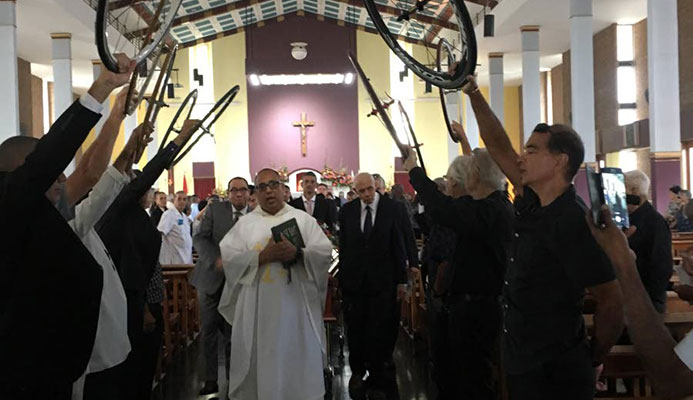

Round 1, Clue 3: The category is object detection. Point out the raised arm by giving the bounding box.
[451,121,472,156]
[462,77,523,188]
[69,165,129,238]
[588,207,693,398]
[65,87,130,206]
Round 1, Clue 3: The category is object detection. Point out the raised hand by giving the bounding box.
[89,53,136,103]
[402,146,418,172]
[114,122,153,173]
[110,87,138,122]
[452,121,472,155]
[172,119,201,147]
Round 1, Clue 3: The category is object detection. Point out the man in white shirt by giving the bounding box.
[158,191,193,264]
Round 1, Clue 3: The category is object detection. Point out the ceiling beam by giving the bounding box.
[180,10,437,49]
[330,0,458,31]
[465,0,498,7]
[109,0,145,11]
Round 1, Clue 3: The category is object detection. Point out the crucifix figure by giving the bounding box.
[292,112,315,157]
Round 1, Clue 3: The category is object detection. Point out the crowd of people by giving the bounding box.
[2,53,693,400]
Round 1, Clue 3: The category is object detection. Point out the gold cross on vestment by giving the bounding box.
[292,112,315,157]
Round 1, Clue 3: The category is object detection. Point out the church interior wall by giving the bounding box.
[679,0,693,112]
[246,14,359,180]
[356,30,395,184]
[477,86,522,153]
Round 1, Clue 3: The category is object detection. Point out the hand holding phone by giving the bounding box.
[586,166,630,229]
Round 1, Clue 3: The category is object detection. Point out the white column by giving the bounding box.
[570,0,597,162]
[489,53,504,124]
[123,109,138,145]
[465,95,480,150]
[0,0,19,142]
[445,91,463,163]
[521,26,541,141]
[648,0,681,153]
[91,60,110,137]
[52,33,74,174]
[147,119,159,163]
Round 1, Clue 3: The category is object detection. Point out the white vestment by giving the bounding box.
[69,166,131,399]
[218,204,332,400]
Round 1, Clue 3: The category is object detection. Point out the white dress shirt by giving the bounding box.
[158,208,193,264]
[303,194,316,216]
[360,192,380,232]
[78,92,105,115]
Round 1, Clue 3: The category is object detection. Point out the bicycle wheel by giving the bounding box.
[437,38,462,143]
[160,89,198,156]
[362,0,477,89]
[96,0,183,73]
[397,101,426,175]
[143,43,178,125]
[172,85,240,166]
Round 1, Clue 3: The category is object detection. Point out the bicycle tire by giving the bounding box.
[437,38,460,143]
[172,85,240,166]
[95,0,184,73]
[362,0,477,89]
[160,89,198,154]
[398,101,426,175]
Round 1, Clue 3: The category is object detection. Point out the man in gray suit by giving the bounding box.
[191,177,252,395]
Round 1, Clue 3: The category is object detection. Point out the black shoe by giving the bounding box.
[199,381,219,395]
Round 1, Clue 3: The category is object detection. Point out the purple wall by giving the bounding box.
[651,157,681,215]
[246,14,359,176]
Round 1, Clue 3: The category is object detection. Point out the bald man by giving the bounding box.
[0,55,134,399]
[337,172,408,399]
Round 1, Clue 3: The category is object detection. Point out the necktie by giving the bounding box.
[306,200,314,216]
[233,211,242,224]
[363,205,372,235]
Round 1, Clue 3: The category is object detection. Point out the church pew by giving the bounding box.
[161,279,182,366]
[585,311,693,342]
[672,239,693,258]
[595,345,657,399]
[162,269,201,343]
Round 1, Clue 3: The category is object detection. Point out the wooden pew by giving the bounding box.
[161,265,200,342]
[161,279,182,366]
[596,345,657,399]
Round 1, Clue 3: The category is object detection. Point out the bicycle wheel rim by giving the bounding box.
[125,45,164,116]
[160,89,198,152]
[437,38,460,143]
[96,0,184,73]
[362,0,477,89]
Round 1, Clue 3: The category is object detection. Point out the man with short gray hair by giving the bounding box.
[625,170,672,313]
[404,148,514,399]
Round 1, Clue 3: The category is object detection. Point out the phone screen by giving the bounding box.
[600,168,630,229]
[585,166,603,226]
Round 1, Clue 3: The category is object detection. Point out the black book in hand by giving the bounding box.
[271,218,305,283]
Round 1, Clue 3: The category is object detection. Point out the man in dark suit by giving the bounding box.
[0,55,134,399]
[149,191,167,227]
[338,172,407,400]
[190,177,252,395]
[289,172,336,231]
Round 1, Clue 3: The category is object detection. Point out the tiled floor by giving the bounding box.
[152,329,436,400]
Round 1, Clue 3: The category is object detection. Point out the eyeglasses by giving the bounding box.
[229,187,248,193]
[256,180,281,192]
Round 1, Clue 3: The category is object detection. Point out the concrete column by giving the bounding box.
[0,0,19,142]
[489,53,504,124]
[521,26,541,141]
[147,120,159,163]
[648,0,681,214]
[52,33,74,174]
[91,60,110,137]
[570,0,596,163]
[465,95,479,150]
[123,108,138,145]
[444,90,463,163]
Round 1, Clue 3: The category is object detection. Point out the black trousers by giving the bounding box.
[83,302,163,400]
[426,295,454,399]
[440,296,502,400]
[506,342,595,400]
[0,382,72,400]
[343,286,398,388]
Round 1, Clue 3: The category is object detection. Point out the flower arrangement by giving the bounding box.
[321,165,353,188]
[277,166,290,183]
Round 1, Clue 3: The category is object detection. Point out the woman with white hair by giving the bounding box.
[624,169,672,313]
[403,148,514,399]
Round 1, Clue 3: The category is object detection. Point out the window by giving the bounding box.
[617,25,636,127]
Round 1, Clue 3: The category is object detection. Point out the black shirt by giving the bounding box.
[410,167,514,296]
[628,201,672,313]
[503,185,615,374]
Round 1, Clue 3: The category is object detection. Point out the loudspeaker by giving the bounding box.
[484,14,495,37]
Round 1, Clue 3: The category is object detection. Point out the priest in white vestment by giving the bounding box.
[218,168,332,400]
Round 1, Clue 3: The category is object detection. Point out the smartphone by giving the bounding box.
[585,166,630,229]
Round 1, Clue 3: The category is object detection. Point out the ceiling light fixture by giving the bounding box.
[291,42,308,60]
[249,74,260,86]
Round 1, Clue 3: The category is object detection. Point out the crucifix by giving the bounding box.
[292,112,315,157]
